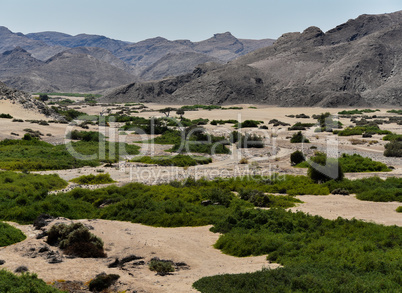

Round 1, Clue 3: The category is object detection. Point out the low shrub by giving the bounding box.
[0,270,63,292]
[70,173,115,185]
[47,223,106,258]
[149,258,175,276]
[88,273,120,292]
[0,113,13,119]
[396,206,402,213]
[384,140,402,157]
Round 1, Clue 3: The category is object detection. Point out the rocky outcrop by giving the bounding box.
[0,82,61,119]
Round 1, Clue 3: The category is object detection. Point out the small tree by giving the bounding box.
[159,107,175,117]
[39,94,49,102]
[384,141,402,157]
[176,109,185,120]
[290,150,305,166]
[290,131,310,143]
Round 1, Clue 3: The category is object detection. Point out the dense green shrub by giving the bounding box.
[325,176,402,202]
[0,113,13,119]
[70,173,115,185]
[47,222,106,258]
[308,152,344,182]
[339,154,390,172]
[288,122,315,131]
[131,155,212,167]
[235,120,263,128]
[290,151,305,166]
[0,139,139,171]
[296,153,390,173]
[210,119,238,125]
[0,222,26,247]
[335,125,391,136]
[384,140,402,157]
[383,133,402,141]
[387,109,402,115]
[396,206,402,213]
[68,130,104,142]
[290,131,310,143]
[0,270,63,292]
[195,208,402,292]
[338,109,379,115]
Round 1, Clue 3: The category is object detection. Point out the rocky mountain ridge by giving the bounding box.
[0,27,274,92]
[101,11,402,107]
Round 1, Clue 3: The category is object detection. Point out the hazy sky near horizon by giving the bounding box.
[2,0,402,42]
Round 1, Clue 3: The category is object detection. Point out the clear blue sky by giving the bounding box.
[2,0,402,42]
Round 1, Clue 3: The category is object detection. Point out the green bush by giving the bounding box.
[149,258,175,276]
[290,131,310,143]
[335,125,391,136]
[195,208,402,292]
[70,173,115,185]
[0,139,139,171]
[68,130,104,142]
[339,154,390,172]
[290,151,305,166]
[384,141,402,157]
[0,270,63,292]
[387,109,402,115]
[237,133,264,148]
[396,206,402,213]
[235,120,263,128]
[238,189,302,208]
[308,152,344,182]
[0,222,26,247]
[88,273,120,292]
[338,109,379,115]
[383,133,402,141]
[0,113,13,119]
[288,122,315,131]
[47,223,106,258]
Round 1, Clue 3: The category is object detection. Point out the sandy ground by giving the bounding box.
[0,102,401,292]
[0,220,279,293]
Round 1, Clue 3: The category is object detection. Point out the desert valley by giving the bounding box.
[0,8,401,293]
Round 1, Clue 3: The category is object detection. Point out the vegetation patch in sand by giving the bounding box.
[0,222,26,247]
[0,270,63,293]
[70,173,116,185]
[131,155,212,167]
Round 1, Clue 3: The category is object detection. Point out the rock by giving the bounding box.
[15,266,28,273]
[33,214,55,230]
[0,260,5,265]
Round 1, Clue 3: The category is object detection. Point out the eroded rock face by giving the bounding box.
[0,82,62,120]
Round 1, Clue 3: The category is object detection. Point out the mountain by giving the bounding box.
[139,52,223,81]
[0,47,44,78]
[1,26,275,91]
[4,51,136,93]
[26,31,130,53]
[0,26,66,60]
[101,11,402,107]
[114,32,275,77]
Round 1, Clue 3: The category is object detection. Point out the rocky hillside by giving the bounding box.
[4,51,136,93]
[0,82,60,119]
[101,11,402,107]
[0,27,274,92]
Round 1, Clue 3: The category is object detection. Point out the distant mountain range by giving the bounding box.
[0,27,274,92]
[101,11,402,107]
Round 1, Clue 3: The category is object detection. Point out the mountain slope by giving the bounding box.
[0,47,45,78]
[101,11,402,107]
[0,26,66,61]
[4,51,136,93]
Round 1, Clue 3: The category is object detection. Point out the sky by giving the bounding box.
[2,0,402,42]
